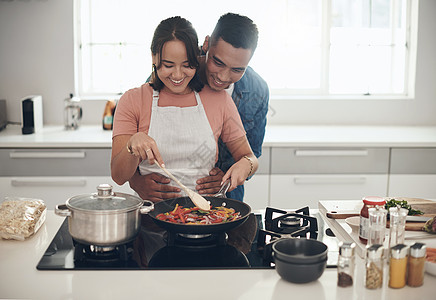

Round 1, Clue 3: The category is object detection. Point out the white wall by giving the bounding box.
[1,0,435,127]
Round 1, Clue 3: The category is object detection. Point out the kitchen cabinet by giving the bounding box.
[388,148,436,199]
[244,147,270,210]
[0,148,134,208]
[268,148,390,208]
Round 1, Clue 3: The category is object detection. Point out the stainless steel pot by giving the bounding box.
[55,184,153,246]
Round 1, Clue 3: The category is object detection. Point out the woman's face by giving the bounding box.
[153,40,196,95]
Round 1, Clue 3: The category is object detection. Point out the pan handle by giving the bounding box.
[214,179,231,198]
[139,200,154,214]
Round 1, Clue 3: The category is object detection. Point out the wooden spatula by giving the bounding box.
[157,163,211,211]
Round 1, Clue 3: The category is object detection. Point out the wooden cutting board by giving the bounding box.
[388,198,436,231]
[326,197,436,231]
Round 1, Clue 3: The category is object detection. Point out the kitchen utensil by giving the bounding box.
[64,93,82,130]
[327,212,432,222]
[368,206,387,246]
[157,163,210,211]
[389,207,408,247]
[272,238,328,283]
[148,182,251,235]
[55,184,154,246]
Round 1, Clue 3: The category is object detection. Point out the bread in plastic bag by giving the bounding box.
[0,197,47,241]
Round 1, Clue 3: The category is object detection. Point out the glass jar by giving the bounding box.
[337,242,356,287]
[407,242,426,287]
[389,244,408,289]
[365,244,384,289]
[388,206,408,248]
[359,196,386,244]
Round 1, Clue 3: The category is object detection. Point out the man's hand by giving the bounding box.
[195,167,224,195]
[129,169,181,202]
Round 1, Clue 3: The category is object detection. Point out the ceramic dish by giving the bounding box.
[345,216,360,234]
[426,260,436,276]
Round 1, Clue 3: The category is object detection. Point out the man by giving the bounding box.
[128,13,269,202]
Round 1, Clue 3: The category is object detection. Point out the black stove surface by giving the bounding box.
[37,209,338,270]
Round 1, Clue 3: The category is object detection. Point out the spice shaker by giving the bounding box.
[359,196,386,244]
[407,242,426,287]
[337,242,356,287]
[368,206,387,246]
[365,244,384,289]
[389,244,408,289]
[388,206,408,248]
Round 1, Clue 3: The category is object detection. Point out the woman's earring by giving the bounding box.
[152,64,157,73]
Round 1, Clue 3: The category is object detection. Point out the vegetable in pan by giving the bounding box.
[156,204,241,224]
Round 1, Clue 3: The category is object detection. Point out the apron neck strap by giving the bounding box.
[152,89,201,106]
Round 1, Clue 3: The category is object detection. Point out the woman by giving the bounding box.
[111,16,258,196]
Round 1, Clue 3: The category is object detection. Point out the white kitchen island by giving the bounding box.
[0,211,435,300]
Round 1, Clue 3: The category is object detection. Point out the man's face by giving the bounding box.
[204,38,252,91]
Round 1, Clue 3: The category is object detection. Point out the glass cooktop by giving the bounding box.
[36,211,338,271]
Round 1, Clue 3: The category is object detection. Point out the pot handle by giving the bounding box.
[55,204,72,217]
[139,200,154,214]
[214,179,231,198]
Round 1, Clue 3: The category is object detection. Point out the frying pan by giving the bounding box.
[148,181,251,234]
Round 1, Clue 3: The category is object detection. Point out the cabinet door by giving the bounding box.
[270,174,388,209]
[388,175,436,199]
[244,174,269,210]
[0,176,135,210]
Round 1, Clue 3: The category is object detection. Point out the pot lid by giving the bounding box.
[67,184,143,212]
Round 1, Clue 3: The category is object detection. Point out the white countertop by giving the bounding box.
[1,124,436,148]
[1,211,435,300]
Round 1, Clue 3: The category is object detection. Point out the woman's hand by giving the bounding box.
[221,155,258,191]
[127,132,164,166]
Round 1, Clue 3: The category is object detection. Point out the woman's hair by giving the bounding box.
[210,13,258,56]
[150,16,203,92]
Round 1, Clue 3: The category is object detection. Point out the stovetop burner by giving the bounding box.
[257,207,320,263]
[36,206,338,270]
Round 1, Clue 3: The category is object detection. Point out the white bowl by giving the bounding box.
[345,216,360,233]
[426,260,436,276]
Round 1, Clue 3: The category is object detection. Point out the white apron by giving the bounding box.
[138,90,216,193]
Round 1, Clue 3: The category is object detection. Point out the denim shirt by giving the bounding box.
[215,66,269,201]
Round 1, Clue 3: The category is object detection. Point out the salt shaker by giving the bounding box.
[407,242,426,287]
[337,242,356,287]
[368,206,387,246]
[389,206,408,248]
[365,244,384,289]
[389,244,408,289]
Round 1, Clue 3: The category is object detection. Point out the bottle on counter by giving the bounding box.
[388,206,408,248]
[368,206,387,246]
[389,244,409,289]
[407,242,426,287]
[337,241,356,287]
[365,244,384,289]
[102,100,117,130]
[359,196,386,244]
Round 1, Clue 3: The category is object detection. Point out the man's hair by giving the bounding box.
[209,13,259,54]
[150,16,203,92]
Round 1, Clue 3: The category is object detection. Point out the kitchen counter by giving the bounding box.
[1,124,436,148]
[1,211,435,300]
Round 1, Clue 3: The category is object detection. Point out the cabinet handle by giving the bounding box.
[11,178,87,187]
[293,176,367,185]
[9,151,86,159]
[294,150,369,157]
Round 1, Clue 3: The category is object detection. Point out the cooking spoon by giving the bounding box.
[157,163,211,211]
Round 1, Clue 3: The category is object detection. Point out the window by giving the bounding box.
[75,0,416,99]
